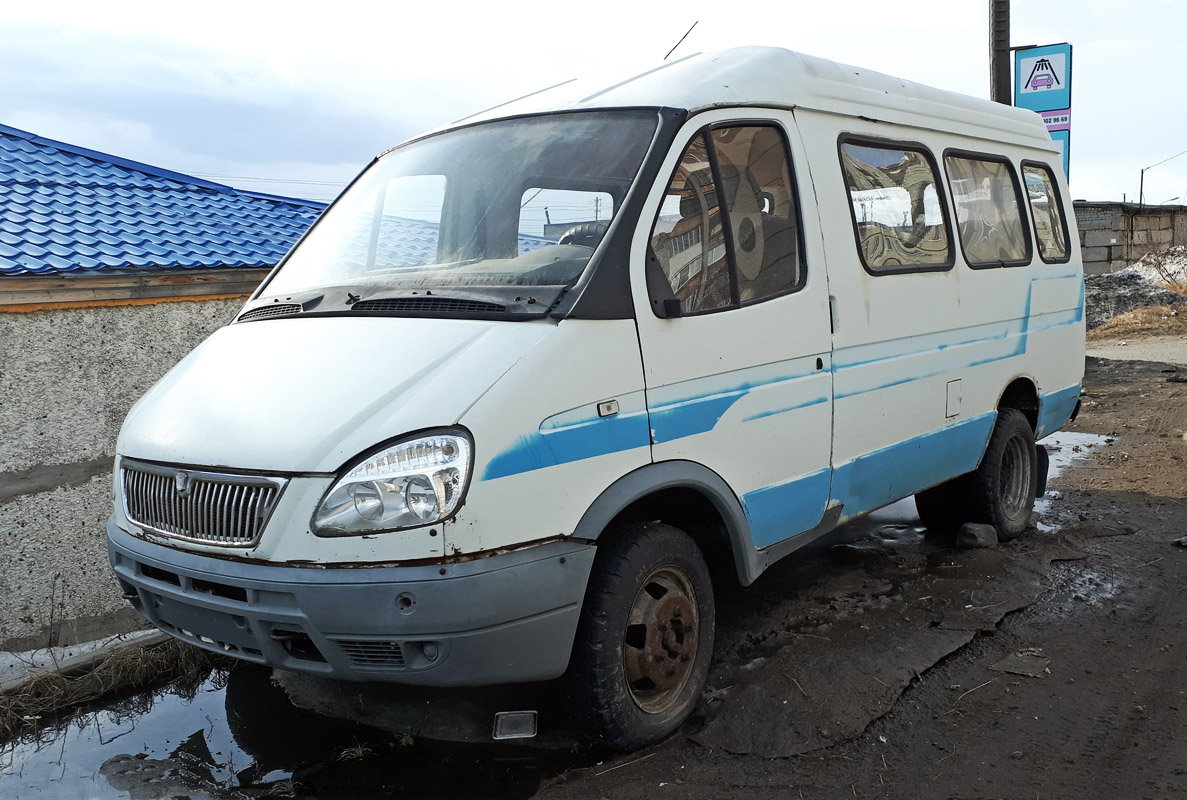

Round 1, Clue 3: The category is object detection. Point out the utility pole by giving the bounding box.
[990,0,1011,104]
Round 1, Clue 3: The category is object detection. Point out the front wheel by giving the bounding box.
[570,522,715,749]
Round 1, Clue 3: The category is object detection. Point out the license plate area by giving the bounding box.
[152,594,261,655]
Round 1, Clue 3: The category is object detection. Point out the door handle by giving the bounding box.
[597,400,620,418]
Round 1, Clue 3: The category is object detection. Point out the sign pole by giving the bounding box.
[990,0,1011,104]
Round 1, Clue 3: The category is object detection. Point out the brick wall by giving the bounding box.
[1073,202,1187,276]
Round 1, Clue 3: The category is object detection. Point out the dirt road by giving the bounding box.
[537,356,1187,799]
[1088,334,1187,366]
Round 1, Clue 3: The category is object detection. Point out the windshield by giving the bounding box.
[263,111,659,302]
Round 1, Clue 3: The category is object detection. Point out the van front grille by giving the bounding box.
[121,459,287,547]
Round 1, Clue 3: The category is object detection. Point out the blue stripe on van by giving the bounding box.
[482,400,650,480]
[830,411,997,522]
[647,357,825,444]
[741,468,831,548]
[1036,383,1082,439]
[648,388,751,444]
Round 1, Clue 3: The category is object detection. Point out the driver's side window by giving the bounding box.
[648,125,803,316]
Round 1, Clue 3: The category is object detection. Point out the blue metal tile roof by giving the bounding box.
[0,123,326,276]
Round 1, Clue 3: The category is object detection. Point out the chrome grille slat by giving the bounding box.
[120,459,287,548]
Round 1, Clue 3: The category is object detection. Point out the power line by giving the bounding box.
[1144,148,1187,171]
[187,169,346,185]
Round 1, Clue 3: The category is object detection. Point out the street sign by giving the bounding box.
[1014,43,1073,177]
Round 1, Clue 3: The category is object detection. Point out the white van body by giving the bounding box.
[108,47,1084,747]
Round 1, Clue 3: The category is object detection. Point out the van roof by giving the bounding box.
[439,46,1054,153]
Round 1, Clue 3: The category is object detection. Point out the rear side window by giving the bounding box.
[649,124,803,316]
[839,139,952,273]
[1021,163,1071,262]
[944,153,1030,267]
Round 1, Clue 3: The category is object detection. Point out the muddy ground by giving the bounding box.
[535,355,1187,800]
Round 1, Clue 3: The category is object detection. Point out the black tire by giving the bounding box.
[914,408,1037,542]
[570,522,715,750]
[966,407,1037,540]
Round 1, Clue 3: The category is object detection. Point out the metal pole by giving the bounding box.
[1139,169,1145,209]
[990,0,1011,104]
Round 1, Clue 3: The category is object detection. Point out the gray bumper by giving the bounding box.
[107,519,595,686]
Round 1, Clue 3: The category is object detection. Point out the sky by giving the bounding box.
[3,0,1185,206]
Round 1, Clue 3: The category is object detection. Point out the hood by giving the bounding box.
[117,315,553,472]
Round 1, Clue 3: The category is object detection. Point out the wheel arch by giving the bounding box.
[571,460,763,587]
[997,375,1039,432]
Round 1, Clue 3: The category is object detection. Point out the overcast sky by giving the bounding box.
[3,0,1185,206]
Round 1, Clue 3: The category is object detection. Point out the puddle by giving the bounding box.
[1034,431,1112,529]
[1040,431,1111,482]
[1064,567,1122,605]
[1032,561,1125,624]
[0,664,577,799]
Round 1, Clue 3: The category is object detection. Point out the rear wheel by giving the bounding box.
[967,407,1037,540]
[570,522,715,749]
[915,407,1037,541]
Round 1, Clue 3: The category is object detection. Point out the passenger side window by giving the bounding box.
[1021,163,1070,262]
[649,125,803,315]
[840,140,951,272]
[944,153,1030,267]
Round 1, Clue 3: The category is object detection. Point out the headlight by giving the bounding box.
[313,431,472,535]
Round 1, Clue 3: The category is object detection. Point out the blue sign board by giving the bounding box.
[1014,42,1073,178]
[1014,43,1072,112]
[1047,129,1071,178]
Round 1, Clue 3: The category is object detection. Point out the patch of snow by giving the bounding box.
[1122,245,1187,286]
[0,630,165,693]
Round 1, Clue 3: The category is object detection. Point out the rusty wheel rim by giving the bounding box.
[1001,434,1032,520]
[622,565,699,715]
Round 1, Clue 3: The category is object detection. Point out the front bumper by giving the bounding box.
[108,519,595,685]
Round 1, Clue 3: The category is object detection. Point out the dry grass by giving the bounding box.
[1163,278,1187,297]
[1087,305,1187,341]
[0,638,229,741]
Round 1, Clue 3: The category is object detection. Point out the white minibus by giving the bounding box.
[108,47,1084,748]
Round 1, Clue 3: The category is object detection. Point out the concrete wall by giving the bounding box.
[1074,202,1187,275]
[0,298,242,650]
